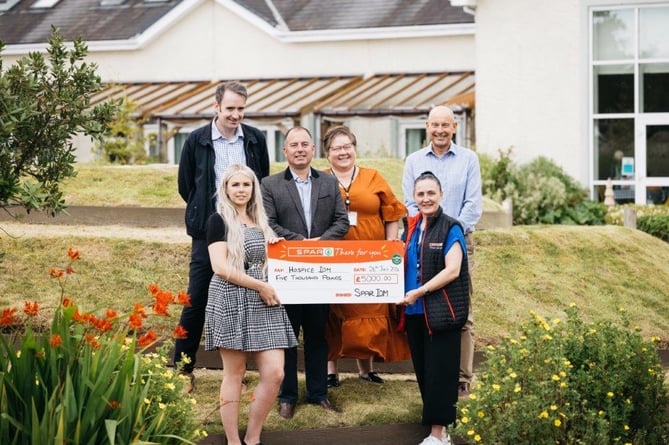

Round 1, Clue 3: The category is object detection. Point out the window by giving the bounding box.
[590,4,669,204]
[0,0,21,11]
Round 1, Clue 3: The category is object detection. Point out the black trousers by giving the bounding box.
[173,238,213,373]
[279,303,329,404]
[406,315,461,427]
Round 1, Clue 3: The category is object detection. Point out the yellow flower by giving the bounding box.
[492,384,501,392]
[164,382,176,391]
[514,384,521,393]
[16,350,21,358]
[467,430,475,436]
[624,425,630,431]
[559,371,566,377]
[474,434,481,442]
[539,411,549,419]
[554,419,561,427]
[469,393,477,400]
[560,382,567,388]
[542,334,553,341]
[144,398,151,405]
[598,410,605,416]
[569,302,576,308]
[477,411,485,418]
[550,405,557,411]
[158,403,167,410]
[563,360,572,368]
[607,392,614,398]
[461,417,469,424]
[509,372,517,379]
[552,374,560,381]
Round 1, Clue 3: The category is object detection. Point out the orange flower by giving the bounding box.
[105,309,118,320]
[93,318,113,333]
[172,324,188,339]
[155,289,175,305]
[23,301,39,317]
[50,268,64,278]
[62,297,74,308]
[108,400,122,410]
[133,303,147,317]
[84,333,101,349]
[138,330,157,347]
[177,290,191,307]
[152,301,170,317]
[67,247,80,261]
[129,313,144,330]
[0,307,18,325]
[148,283,160,297]
[65,266,75,275]
[49,334,63,347]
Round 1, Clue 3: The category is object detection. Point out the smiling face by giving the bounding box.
[225,172,254,211]
[426,106,458,154]
[326,133,357,172]
[214,89,246,138]
[283,128,315,171]
[413,177,443,218]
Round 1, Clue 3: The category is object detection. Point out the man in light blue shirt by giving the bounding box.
[401,105,482,399]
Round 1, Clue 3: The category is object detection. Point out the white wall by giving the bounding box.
[89,1,475,81]
[475,0,588,185]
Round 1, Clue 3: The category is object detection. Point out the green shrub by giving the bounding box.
[0,248,205,444]
[637,214,669,242]
[481,149,607,225]
[451,306,669,444]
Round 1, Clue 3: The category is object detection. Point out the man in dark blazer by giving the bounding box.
[261,126,349,419]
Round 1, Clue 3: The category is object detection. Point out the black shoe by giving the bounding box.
[327,373,340,388]
[359,371,384,384]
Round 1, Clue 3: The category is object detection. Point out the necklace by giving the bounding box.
[331,165,356,208]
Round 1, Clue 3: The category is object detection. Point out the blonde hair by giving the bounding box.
[216,164,275,277]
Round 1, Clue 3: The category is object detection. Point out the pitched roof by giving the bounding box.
[0,0,473,47]
[236,0,473,31]
[0,0,184,45]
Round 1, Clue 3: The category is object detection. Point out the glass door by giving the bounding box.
[636,115,669,204]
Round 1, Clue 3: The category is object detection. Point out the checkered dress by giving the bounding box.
[204,226,297,352]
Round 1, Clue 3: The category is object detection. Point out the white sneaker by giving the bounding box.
[419,435,445,445]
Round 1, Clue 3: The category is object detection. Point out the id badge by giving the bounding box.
[348,211,358,226]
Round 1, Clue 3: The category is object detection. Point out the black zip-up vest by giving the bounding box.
[401,207,469,334]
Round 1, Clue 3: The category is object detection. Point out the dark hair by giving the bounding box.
[415,171,442,190]
[284,126,312,140]
[322,125,357,153]
[215,81,248,103]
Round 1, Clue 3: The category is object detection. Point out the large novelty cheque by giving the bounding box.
[268,240,404,304]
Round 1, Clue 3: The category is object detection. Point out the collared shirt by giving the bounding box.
[212,119,246,205]
[289,169,312,237]
[401,142,482,234]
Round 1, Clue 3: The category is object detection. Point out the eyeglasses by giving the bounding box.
[329,144,354,153]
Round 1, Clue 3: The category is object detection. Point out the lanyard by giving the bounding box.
[331,165,356,209]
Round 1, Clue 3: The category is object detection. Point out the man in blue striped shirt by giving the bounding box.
[401,105,482,399]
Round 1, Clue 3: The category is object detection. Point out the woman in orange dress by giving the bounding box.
[323,125,411,387]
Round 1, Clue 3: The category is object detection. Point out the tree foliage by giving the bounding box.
[0,27,119,217]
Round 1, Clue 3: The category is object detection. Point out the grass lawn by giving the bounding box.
[2,162,669,436]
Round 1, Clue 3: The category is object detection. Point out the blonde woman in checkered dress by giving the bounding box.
[205,164,297,445]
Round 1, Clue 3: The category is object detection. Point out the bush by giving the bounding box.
[0,248,205,444]
[637,214,669,242]
[451,306,669,444]
[482,149,607,225]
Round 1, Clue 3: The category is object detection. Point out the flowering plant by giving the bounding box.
[451,305,669,444]
[0,248,206,444]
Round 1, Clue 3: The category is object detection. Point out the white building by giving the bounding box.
[1,0,667,204]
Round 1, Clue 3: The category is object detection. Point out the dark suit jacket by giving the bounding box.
[261,167,349,240]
